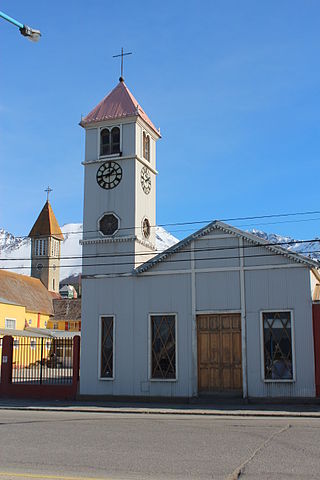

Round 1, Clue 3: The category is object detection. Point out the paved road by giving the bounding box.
[0,410,319,479]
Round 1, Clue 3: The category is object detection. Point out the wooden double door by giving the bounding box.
[197,314,242,393]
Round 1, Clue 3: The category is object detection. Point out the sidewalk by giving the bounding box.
[0,398,320,417]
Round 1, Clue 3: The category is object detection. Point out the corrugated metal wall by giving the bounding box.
[312,303,320,396]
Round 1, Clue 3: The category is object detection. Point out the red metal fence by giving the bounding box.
[313,304,320,397]
[0,335,80,400]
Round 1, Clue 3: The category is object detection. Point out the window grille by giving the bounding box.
[35,239,47,256]
[5,318,16,329]
[100,317,114,378]
[151,315,176,379]
[263,312,293,380]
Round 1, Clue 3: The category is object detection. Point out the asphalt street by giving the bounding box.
[0,410,319,479]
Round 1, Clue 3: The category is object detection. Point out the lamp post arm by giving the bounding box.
[0,10,41,42]
[0,11,24,29]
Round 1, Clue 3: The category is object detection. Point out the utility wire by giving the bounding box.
[6,208,320,238]
[1,249,319,272]
[1,238,320,262]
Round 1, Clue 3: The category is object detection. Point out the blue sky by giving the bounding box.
[1,0,319,241]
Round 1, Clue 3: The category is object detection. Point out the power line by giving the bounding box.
[1,237,320,263]
[1,249,319,272]
[7,208,320,239]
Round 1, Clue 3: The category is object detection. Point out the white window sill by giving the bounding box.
[98,377,115,381]
[150,378,177,382]
[263,379,295,383]
[99,153,121,160]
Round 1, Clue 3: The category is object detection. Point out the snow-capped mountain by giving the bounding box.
[0,224,179,281]
[250,229,320,262]
[0,224,318,282]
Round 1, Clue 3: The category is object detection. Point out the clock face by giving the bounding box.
[97,161,122,190]
[141,166,151,194]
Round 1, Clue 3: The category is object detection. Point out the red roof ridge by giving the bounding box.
[80,80,160,137]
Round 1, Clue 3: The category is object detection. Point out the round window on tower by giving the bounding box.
[99,213,119,236]
[142,218,151,239]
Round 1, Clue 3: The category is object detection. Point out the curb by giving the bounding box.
[0,405,320,418]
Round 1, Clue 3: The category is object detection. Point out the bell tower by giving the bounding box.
[80,78,161,276]
[29,193,63,293]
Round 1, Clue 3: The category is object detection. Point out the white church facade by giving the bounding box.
[79,78,319,399]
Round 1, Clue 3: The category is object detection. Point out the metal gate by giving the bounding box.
[12,337,74,385]
[0,334,80,399]
[0,337,2,381]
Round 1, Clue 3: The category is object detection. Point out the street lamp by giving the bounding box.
[0,10,41,42]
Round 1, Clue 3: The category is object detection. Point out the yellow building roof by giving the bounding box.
[0,269,54,315]
[28,201,64,241]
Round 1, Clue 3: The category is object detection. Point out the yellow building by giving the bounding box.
[0,269,58,366]
[47,298,81,332]
[0,269,54,331]
[0,200,82,338]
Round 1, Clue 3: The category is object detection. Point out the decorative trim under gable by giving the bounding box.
[135,237,157,251]
[80,235,136,246]
[80,235,156,250]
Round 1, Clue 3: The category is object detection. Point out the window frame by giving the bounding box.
[34,238,47,256]
[97,212,120,238]
[99,125,122,159]
[260,309,296,383]
[143,131,150,162]
[98,315,116,381]
[148,313,178,382]
[5,318,16,330]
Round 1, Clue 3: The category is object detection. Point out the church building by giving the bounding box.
[29,199,64,294]
[79,77,320,400]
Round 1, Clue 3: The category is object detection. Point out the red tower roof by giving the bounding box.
[80,80,160,137]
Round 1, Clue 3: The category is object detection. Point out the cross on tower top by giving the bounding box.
[45,186,53,202]
[113,47,132,82]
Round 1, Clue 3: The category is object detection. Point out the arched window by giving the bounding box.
[111,127,120,154]
[100,127,120,156]
[100,128,110,156]
[143,132,150,161]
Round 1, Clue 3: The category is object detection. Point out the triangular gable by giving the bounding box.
[135,220,319,273]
